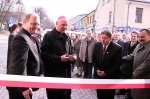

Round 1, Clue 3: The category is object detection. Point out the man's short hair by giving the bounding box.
[23,13,39,22]
[9,24,18,33]
[101,30,112,38]
[140,29,150,35]
[131,31,138,36]
[18,22,22,27]
[86,30,92,33]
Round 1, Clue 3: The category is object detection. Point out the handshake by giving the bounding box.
[61,54,76,62]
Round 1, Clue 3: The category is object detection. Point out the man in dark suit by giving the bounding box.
[7,13,42,99]
[121,31,139,79]
[93,30,122,99]
[41,16,75,99]
[119,32,139,98]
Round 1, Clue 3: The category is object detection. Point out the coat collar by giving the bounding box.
[52,28,68,40]
[20,28,32,38]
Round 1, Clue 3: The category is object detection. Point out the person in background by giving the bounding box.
[112,32,125,47]
[32,26,43,46]
[122,29,150,99]
[97,33,102,42]
[79,30,97,78]
[124,36,130,42]
[113,32,125,95]
[74,34,83,77]
[7,13,42,99]
[120,31,139,98]
[18,22,23,32]
[41,16,75,99]
[7,24,19,73]
[70,34,77,72]
[93,30,122,99]
[92,32,97,40]
[122,33,127,42]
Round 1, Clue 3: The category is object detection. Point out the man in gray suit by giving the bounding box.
[123,29,150,99]
[79,30,97,78]
[7,13,42,99]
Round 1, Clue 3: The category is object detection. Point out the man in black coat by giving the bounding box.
[7,13,42,99]
[120,31,139,99]
[41,16,75,99]
[93,30,122,99]
[121,31,139,79]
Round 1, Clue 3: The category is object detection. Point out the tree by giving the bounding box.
[34,7,55,29]
[0,0,14,31]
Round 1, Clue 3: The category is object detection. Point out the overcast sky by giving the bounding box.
[22,0,99,21]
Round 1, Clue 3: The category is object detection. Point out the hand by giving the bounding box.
[60,54,69,62]
[99,71,106,77]
[68,55,76,61]
[97,70,106,77]
[22,88,33,99]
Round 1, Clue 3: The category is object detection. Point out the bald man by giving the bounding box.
[41,16,75,99]
[7,13,42,99]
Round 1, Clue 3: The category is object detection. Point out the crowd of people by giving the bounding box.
[6,12,150,99]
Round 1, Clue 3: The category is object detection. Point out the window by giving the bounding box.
[107,0,111,3]
[109,11,112,23]
[135,7,143,23]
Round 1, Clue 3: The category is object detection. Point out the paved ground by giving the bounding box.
[0,33,125,99]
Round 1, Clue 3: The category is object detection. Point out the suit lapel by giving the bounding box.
[104,42,112,56]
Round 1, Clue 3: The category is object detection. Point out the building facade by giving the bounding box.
[95,0,150,33]
[68,14,87,32]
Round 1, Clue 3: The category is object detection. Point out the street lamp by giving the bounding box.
[93,20,96,32]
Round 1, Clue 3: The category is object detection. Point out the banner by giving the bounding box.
[0,74,150,89]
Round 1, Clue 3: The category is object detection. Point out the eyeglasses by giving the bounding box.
[28,21,39,26]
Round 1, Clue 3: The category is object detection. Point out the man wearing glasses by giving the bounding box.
[7,13,42,99]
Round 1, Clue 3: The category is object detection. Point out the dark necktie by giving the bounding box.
[102,46,106,61]
[103,46,107,55]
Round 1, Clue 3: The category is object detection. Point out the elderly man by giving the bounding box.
[7,13,42,99]
[41,16,75,99]
[123,29,150,99]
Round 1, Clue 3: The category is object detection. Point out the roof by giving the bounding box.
[129,0,150,4]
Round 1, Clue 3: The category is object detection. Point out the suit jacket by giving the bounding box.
[7,28,41,91]
[93,41,122,79]
[7,33,15,73]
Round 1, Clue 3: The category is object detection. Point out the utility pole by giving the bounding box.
[126,1,132,34]
[112,0,117,33]
[93,20,96,32]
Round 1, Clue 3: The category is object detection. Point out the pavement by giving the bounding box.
[0,33,125,99]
